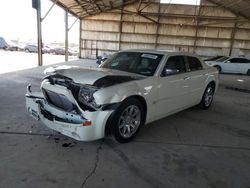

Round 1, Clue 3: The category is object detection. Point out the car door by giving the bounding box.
[185,56,207,104]
[156,55,190,118]
[223,58,241,73]
[237,58,250,74]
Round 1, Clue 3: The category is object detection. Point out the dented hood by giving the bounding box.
[45,65,144,87]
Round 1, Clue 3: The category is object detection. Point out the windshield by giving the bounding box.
[101,52,163,76]
[216,56,229,62]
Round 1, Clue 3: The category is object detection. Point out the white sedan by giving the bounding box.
[26,50,218,143]
[205,57,250,75]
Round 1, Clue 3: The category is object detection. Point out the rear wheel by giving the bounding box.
[111,98,144,143]
[200,83,215,109]
[214,65,221,72]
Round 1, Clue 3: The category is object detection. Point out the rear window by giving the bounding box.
[187,56,203,71]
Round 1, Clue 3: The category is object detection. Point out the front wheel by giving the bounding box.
[200,83,215,109]
[111,98,144,143]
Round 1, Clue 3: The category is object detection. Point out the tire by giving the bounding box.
[247,69,250,76]
[111,98,145,143]
[200,83,215,109]
[214,65,221,73]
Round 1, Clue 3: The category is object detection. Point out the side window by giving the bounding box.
[187,56,203,71]
[240,59,247,63]
[246,59,250,64]
[228,58,240,63]
[161,56,186,76]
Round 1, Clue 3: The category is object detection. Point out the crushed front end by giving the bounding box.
[25,74,114,141]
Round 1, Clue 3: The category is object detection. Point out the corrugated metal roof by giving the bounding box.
[50,0,137,18]
[208,0,250,20]
[51,0,250,20]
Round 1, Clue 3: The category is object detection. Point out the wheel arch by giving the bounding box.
[213,65,221,72]
[208,80,216,90]
[104,95,147,135]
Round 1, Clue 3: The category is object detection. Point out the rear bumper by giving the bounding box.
[25,89,113,141]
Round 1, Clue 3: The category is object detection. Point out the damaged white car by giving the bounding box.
[26,50,219,143]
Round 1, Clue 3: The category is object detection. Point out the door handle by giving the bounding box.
[184,76,191,80]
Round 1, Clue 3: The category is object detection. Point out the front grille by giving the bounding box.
[43,89,75,112]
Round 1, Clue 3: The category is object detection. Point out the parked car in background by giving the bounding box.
[204,56,228,62]
[68,48,78,56]
[50,47,65,55]
[24,44,38,53]
[50,47,78,56]
[42,45,51,54]
[96,53,111,65]
[6,41,24,51]
[26,49,219,143]
[205,57,250,75]
[0,36,8,49]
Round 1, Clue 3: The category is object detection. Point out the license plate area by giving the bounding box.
[28,107,40,120]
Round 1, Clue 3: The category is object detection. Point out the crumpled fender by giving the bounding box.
[93,82,145,105]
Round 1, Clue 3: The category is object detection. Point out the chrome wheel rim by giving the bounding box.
[118,105,141,138]
[204,87,214,107]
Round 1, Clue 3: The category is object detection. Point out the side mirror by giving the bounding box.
[225,60,231,63]
[163,68,180,76]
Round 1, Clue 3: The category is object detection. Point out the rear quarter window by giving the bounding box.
[187,56,203,71]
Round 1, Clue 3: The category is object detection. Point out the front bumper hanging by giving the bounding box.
[25,84,113,141]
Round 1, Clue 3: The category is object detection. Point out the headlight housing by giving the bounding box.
[78,86,100,109]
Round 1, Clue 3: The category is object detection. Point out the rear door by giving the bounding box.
[237,58,250,74]
[185,56,207,104]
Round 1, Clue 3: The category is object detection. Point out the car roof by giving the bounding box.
[121,49,200,57]
[229,57,250,60]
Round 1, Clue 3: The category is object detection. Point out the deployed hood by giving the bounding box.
[44,65,144,88]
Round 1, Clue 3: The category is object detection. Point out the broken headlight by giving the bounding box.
[78,87,100,109]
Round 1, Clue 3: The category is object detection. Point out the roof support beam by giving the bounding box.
[65,11,69,61]
[42,0,57,22]
[138,13,158,24]
[193,0,203,53]
[154,2,161,49]
[118,0,124,51]
[79,19,82,58]
[229,21,238,56]
[207,0,250,22]
[50,0,79,18]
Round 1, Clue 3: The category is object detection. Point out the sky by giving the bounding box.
[0,0,199,44]
[0,0,79,44]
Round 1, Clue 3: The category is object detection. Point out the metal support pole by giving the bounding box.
[154,2,161,49]
[36,0,43,66]
[65,11,69,61]
[193,0,202,53]
[229,22,238,56]
[118,0,124,51]
[79,20,82,58]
